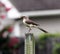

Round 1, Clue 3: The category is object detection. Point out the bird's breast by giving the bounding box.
[23,19,26,24]
[23,19,28,26]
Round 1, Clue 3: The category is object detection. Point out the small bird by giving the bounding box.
[20,16,48,33]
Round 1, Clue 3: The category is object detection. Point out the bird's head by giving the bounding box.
[14,16,29,21]
[20,16,29,20]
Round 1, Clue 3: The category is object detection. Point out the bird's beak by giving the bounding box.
[20,16,24,19]
[14,15,26,21]
[14,17,22,21]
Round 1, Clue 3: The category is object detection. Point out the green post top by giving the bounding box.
[25,33,33,37]
[25,33,35,54]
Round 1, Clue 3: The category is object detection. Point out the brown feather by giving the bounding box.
[26,19,39,26]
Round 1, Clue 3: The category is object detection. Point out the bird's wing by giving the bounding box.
[26,19,39,26]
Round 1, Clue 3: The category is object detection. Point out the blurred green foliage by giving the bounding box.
[38,33,60,54]
[53,43,60,54]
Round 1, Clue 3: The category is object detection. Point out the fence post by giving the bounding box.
[25,33,35,54]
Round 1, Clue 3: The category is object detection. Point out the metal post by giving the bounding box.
[25,33,35,54]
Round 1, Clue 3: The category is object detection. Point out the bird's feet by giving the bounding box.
[28,28,31,33]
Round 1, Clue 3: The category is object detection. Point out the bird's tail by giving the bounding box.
[37,26,48,33]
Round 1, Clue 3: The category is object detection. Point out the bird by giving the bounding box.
[20,16,48,33]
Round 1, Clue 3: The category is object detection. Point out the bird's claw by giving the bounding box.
[28,28,31,33]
